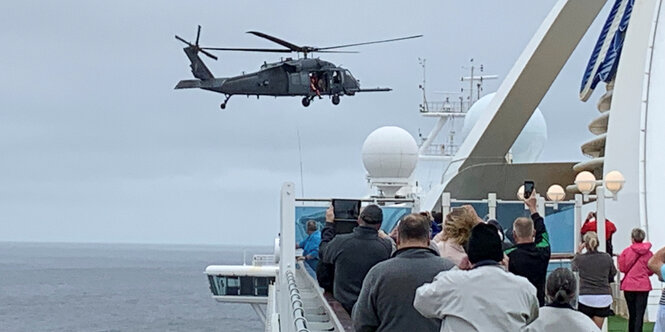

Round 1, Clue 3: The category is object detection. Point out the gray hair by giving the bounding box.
[546,267,577,305]
[631,228,646,243]
[306,220,318,232]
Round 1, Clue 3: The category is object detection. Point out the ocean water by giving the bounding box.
[0,242,270,331]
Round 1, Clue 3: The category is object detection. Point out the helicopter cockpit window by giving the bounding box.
[344,70,355,81]
[333,71,342,84]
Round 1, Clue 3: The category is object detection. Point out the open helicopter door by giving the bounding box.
[330,70,345,95]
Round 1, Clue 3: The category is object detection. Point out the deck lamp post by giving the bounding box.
[516,185,525,200]
[516,184,562,215]
[604,170,625,198]
[575,171,597,199]
[573,170,625,252]
[546,184,565,209]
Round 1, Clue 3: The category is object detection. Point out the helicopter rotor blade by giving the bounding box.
[316,50,359,53]
[202,47,292,53]
[246,31,303,52]
[175,35,192,46]
[199,49,218,60]
[175,27,217,60]
[315,34,423,51]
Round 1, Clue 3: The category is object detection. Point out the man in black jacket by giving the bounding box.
[505,192,551,306]
[320,204,393,314]
[352,213,454,332]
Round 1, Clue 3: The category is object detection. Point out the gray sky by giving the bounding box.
[0,1,611,245]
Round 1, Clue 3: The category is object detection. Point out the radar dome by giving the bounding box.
[461,93,548,162]
[362,126,418,179]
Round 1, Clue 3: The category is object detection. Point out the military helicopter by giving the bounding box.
[174,26,422,109]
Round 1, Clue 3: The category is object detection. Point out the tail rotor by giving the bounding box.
[175,25,218,61]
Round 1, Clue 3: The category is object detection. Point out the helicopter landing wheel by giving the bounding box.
[332,95,340,105]
[220,94,231,110]
[301,97,311,107]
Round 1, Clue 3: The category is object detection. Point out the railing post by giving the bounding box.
[537,194,546,216]
[596,186,606,253]
[413,196,421,213]
[280,182,296,274]
[279,182,296,332]
[574,194,583,248]
[441,192,451,216]
[488,193,497,220]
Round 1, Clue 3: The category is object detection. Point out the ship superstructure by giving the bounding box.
[202,0,665,329]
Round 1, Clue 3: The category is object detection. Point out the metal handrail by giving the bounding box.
[296,197,415,203]
[285,270,310,332]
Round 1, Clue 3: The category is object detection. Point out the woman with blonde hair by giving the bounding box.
[432,206,479,269]
[572,231,617,329]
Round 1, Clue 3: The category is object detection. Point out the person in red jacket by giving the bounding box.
[581,212,617,255]
[618,228,654,332]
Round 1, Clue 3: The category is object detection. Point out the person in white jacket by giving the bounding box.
[414,223,539,332]
[523,267,600,332]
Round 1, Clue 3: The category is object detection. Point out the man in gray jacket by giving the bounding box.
[320,204,393,314]
[352,214,455,332]
[414,223,539,332]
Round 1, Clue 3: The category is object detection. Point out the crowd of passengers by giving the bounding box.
[295,191,665,332]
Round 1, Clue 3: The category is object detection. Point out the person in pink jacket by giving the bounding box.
[618,228,654,332]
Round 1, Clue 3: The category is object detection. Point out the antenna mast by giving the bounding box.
[461,59,498,106]
[418,58,428,112]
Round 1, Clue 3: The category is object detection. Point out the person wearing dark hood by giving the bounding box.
[352,213,454,332]
[618,228,654,332]
[414,223,538,332]
[487,218,512,251]
[320,204,392,314]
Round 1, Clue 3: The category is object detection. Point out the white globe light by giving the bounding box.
[361,126,418,179]
[517,185,525,200]
[604,170,625,194]
[547,184,565,202]
[575,171,597,194]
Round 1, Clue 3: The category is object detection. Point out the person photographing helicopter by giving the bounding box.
[505,184,551,307]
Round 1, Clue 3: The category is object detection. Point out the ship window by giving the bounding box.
[226,277,240,295]
[207,275,275,297]
[255,277,270,296]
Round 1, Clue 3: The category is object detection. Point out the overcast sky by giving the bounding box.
[0,1,611,245]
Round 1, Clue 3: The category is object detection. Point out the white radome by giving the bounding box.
[362,126,419,179]
[461,93,548,162]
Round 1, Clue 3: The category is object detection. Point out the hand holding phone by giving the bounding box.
[523,180,535,199]
[331,199,361,234]
[332,199,361,222]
